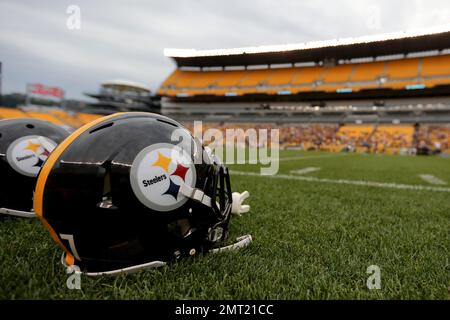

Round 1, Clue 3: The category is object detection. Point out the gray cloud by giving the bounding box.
[0,0,449,99]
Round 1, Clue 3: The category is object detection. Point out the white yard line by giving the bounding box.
[231,171,450,193]
[418,174,448,186]
[290,167,321,175]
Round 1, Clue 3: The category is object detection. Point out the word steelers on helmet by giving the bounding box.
[0,118,69,218]
[35,112,251,276]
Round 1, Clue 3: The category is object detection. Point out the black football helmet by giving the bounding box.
[0,118,69,218]
[35,112,251,275]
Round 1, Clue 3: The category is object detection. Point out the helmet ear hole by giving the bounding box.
[26,124,34,129]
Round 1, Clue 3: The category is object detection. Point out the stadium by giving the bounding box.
[0,8,449,303]
[3,27,450,156]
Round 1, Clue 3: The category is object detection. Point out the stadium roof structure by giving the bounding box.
[101,80,150,92]
[165,25,450,68]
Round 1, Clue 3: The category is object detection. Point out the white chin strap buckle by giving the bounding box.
[231,191,250,216]
[0,208,36,218]
[179,183,212,207]
[179,181,251,218]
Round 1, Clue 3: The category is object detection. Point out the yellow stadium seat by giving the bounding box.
[25,111,65,125]
[175,71,200,88]
[372,125,415,150]
[239,69,271,86]
[76,113,103,125]
[266,68,298,85]
[376,125,414,134]
[188,71,222,88]
[386,58,420,79]
[351,61,386,82]
[0,107,28,119]
[422,55,450,77]
[338,125,374,137]
[291,67,325,85]
[323,64,354,83]
[50,109,84,128]
[215,70,247,87]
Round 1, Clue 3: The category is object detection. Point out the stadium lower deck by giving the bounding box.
[184,122,450,155]
[2,106,448,156]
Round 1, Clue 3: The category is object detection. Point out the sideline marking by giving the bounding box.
[418,174,447,186]
[231,171,450,193]
[291,167,321,175]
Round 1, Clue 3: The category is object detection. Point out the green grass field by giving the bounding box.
[1,151,449,299]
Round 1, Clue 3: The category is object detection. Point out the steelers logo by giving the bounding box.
[6,135,57,177]
[130,143,197,212]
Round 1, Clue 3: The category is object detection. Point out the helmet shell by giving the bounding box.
[36,112,231,272]
[0,118,69,213]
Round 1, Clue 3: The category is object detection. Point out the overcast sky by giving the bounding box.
[1,0,449,100]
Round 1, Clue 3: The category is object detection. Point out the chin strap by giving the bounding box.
[179,183,212,207]
[178,184,251,218]
[231,191,250,216]
[210,234,253,254]
[62,254,167,277]
[61,235,252,277]
[0,208,35,218]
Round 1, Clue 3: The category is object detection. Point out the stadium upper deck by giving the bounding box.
[159,26,450,100]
